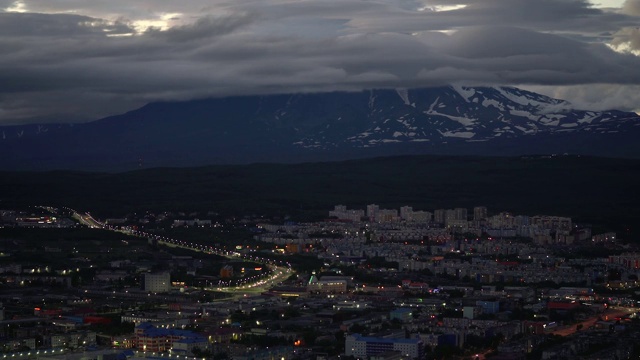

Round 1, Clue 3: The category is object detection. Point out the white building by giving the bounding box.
[374,209,399,223]
[411,211,432,223]
[329,205,365,222]
[400,206,413,220]
[434,209,446,224]
[400,207,432,223]
[454,208,467,221]
[367,204,380,221]
[473,206,488,221]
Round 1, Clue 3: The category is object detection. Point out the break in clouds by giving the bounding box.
[0,0,639,124]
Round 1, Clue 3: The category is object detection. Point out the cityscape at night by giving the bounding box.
[2,0,640,359]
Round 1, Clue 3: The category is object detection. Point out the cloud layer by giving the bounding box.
[1,0,640,124]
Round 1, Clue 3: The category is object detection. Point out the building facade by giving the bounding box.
[345,334,423,359]
[144,272,171,293]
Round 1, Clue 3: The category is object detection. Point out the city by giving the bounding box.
[1,204,639,360]
[2,0,640,359]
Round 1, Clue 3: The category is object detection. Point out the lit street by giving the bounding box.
[70,209,293,295]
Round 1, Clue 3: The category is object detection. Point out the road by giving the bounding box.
[70,209,294,294]
[143,233,293,294]
[551,307,637,336]
[72,210,103,228]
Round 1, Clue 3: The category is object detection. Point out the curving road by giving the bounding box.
[70,209,294,294]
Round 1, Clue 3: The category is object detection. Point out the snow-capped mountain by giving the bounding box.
[293,86,639,148]
[1,86,638,170]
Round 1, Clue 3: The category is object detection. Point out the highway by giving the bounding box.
[72,210,102,228]
[70,209,294,294]
[550,306,637,336]
[158,239,292,294]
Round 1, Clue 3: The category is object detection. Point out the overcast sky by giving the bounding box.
[1,0,639,125]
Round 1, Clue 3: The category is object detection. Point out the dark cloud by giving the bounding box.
[442,26,588,58]
[0,0,639,124]
[146,12,257,42]
[0,12,133,36]
[344,0,637,36]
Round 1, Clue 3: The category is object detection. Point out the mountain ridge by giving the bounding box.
[1,85,639,171]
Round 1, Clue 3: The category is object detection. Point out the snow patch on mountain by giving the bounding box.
[368,91,376,110]
[397,118,417,130]
[428,97,440,112]
[509,109,540,121]
[396,88,414,107]
[425,109,476,126]
[514,125,536,134]
[578,112,598,124]
[540,119,560,126]
[482,98,504,110]
[442,130,475,138]
[495,87,565,110]
[451,84,475,102]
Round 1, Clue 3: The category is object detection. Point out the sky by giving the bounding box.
[1,0,639,125]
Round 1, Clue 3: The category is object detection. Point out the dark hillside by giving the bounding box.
[1,155,638,238]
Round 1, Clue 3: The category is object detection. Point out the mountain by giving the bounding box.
[1,86,639,170]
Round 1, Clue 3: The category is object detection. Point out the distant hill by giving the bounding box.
[1,86,639,171]
[0,155,638,239]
